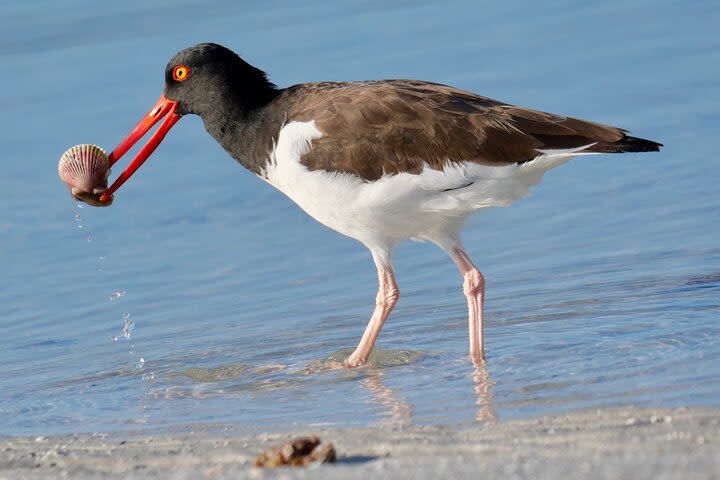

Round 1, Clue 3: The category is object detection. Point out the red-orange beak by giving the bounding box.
[99,94,181,202]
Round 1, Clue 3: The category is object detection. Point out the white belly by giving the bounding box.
[262,121,581,251]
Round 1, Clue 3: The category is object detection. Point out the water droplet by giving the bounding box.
[112,336,118,341]
[87,236,93,243]
[77,224,83,229]
[136,357,145,369]
[109,290,126,300]
[122,315,134,339]
[142,372,156,395]
[75,213,82,222]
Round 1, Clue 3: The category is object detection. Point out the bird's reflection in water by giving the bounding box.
[307,348,495,426]
[360,368,413,427]
[358,361,496,426]
[471,361,497,424]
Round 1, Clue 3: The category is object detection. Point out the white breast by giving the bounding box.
[262,120,586,251]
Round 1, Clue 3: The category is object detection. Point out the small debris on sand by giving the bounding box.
[254,436,337,467]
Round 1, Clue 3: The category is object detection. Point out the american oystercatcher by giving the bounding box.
[100,43,661,367]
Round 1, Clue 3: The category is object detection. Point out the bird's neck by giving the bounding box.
[200,86,284,176]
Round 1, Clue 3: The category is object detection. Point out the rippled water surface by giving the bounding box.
[1,0,719,437]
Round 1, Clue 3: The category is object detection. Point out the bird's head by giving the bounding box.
[164,43,275,116]
[100,43,275,202]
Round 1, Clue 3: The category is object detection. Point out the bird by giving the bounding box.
[99,43,661,368]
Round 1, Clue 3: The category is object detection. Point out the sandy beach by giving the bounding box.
[1,406,717,479]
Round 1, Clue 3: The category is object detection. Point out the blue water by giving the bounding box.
[1,0,719,437]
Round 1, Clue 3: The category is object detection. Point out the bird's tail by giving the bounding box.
[584,135,663,153]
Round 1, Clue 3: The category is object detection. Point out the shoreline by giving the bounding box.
[1,406,717,479]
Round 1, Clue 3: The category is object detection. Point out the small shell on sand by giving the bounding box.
[254,436,337,467]
[58,144,112,206]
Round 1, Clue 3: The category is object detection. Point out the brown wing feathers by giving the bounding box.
[283,80,661,181]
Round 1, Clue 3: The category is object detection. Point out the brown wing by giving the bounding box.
[282,80,660,181]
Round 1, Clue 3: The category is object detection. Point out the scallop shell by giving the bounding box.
[58,144,110,194]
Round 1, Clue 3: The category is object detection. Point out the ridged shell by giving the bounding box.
[58,144,110,194]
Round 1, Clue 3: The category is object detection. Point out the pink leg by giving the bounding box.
[345,255,399,368]
[450,247,485,365]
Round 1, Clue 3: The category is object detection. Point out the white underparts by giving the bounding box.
[262,120,585,253]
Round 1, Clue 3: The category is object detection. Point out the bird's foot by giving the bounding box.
[470,351,486,368]
[343,354,368,368]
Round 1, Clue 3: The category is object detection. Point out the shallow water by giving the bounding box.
[1,0,719,437]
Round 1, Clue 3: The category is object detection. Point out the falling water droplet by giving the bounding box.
[110,290,126,300]
[142,372,156,395]
[136,357,145,369]
[122,314,134,339]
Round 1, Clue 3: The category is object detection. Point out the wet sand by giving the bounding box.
[1,407,717,479]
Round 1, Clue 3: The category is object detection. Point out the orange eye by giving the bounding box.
[172,65,190,82]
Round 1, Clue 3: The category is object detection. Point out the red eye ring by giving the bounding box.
[173,65,191,82]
